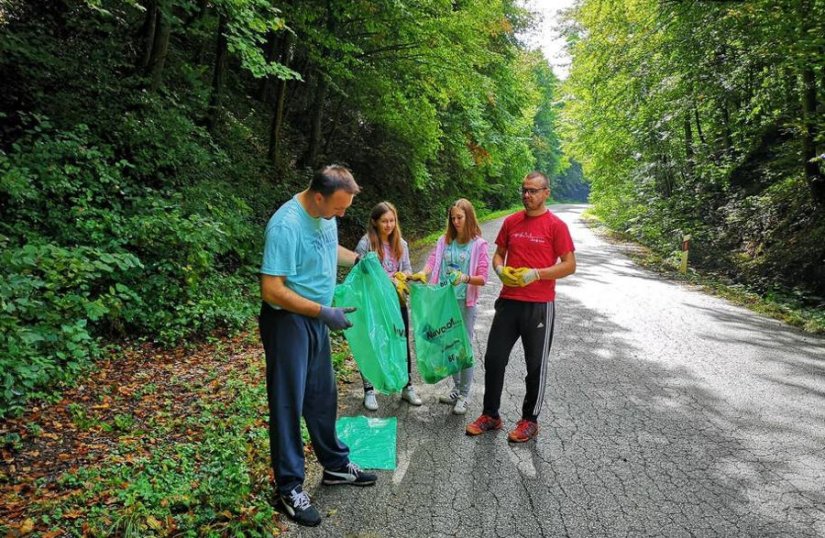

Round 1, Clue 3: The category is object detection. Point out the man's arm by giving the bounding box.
[492,246,507,271]
[536,251,576,281]
[261,275,322,317]
[338,245,359,267]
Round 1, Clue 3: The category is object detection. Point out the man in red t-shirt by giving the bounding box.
[466,171,576,442]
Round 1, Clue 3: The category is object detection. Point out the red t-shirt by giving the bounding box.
[496,210,575,302]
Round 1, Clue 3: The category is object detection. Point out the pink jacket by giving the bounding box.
[423,236,489,307]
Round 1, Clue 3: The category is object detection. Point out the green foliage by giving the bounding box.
[562,0,825,302]
[0,0,567,415]
[0,241,142,417]
[0,116,264,416]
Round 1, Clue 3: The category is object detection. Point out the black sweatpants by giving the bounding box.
[482,298,556,422]
[259,303,349,495]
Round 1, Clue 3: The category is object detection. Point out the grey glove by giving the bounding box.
[318,305,356,330]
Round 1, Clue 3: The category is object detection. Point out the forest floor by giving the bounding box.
[0,329,360,536]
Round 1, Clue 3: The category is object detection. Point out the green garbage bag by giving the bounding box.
[336,416,397,470]
[333,252,408,393]
[409,283,474,383]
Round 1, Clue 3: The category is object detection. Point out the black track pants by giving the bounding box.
[482,298,556,421]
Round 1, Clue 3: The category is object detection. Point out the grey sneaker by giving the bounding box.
[453,395,467,415]
[401,385,422,406]
[363,390,378,411]
[280,485,321,526]
[438,390,459,404]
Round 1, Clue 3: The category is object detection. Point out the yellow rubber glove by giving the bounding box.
[409,271,428,283]
[394,275,410,298]
[495,266,520,287]
[514,267,540,287]
[449,271,470,286]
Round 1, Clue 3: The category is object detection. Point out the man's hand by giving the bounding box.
[514,268,540,287]
[318,306,356,330]
[495,265,520,287]
[449,271,470,286]
[409,271,428,283]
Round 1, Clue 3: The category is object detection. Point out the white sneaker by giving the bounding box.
[438,390,459,404]
[401,385,422,406]
[453,395,467,415]
[363,390,378,411]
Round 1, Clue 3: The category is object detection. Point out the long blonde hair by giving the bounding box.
[445,198,481,244]
[367,201,404,262]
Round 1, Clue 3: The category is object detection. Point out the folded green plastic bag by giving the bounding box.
[336,416,397,470]
[333,252,408,393]
[409,283,474,383]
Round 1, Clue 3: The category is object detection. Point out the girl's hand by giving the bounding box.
[394,280,409,299]
[409,271,428,283]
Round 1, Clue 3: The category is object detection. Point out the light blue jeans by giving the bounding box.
[451,304,477,398]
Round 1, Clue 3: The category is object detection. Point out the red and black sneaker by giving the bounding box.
[507,419,539,443]
[465,414,503,436]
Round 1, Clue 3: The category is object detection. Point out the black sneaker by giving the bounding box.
[322,461,377,486]
[279,485,321,526]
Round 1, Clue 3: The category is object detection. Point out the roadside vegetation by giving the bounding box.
[561,0,825,325]
[583,214,825,334]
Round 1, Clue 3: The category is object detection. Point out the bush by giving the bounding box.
[0,118,264,417]
[0,242,142,417]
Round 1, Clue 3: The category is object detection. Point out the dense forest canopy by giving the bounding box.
[0,0,586,416]
[560,0,825,298]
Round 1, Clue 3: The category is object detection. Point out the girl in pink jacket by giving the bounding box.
[413,199,489,415]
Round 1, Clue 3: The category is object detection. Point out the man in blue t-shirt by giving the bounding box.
[259,164,376,527]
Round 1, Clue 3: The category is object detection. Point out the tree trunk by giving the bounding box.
[683,112,694,178]
[720,102,732,154]
[258,32,279,102]
[693,105,705,145]
[147,3,171,92]
[684,113,694,161]
[268,33,294,165]
[206,15,228,133]
[323,98,346,155]
[303,0,335,168]
[800,66,825,203]
[303,74,329,169]
[301,2,335,169]
[138,0,158,70]
[798,0,825,204]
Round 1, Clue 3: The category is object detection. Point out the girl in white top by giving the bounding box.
[354,202,422,411]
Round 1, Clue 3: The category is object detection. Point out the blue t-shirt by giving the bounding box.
[439,239,472,300]
[260,195,338,307]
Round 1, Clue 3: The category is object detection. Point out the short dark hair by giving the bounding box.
[309,164,361,196]
[524,171,549,189]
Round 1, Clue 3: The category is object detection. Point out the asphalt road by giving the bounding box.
[295,204,825,537]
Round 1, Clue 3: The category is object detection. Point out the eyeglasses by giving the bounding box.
[520,187,547,196]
